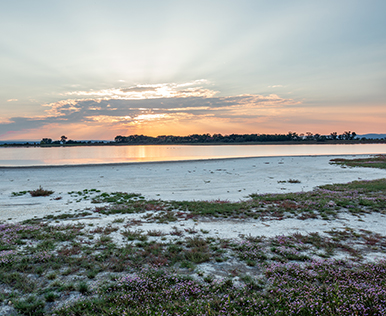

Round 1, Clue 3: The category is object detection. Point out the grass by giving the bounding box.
[2,157,386,314]
[13,296,45,315]
[82,176,386,222]
[2,215,386,314]
[44,292,58,302]
[121,229,148,241]
[249,178,386,218]
[330,154,386,169]
[12,190,29,197]
[147,229,165,236]
[77,281,89,294]
[52,262,386,315]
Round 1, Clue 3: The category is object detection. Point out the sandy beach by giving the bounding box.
[2,154,386,251]
[2,154,386,315]
[1,154,386,222]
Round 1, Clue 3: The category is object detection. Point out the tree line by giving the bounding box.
[40,135,106,145]
[114,131,357,144]
[6,131,386,148]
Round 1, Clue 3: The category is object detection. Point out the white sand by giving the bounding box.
[2,154,386,263]
[1,155,386,222]
[1,154,386,316]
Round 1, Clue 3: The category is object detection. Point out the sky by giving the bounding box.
[1,0,385,141]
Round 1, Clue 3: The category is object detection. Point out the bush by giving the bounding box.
[30,186,54,197]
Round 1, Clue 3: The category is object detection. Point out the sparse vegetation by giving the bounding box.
[2,158,386,314]
[2,213,386,314]
[330,154,386,169]
[29,186,54,197]
[12,191,29,197]
[278,179,301,184]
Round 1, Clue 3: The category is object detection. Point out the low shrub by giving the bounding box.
[29,186,54,197]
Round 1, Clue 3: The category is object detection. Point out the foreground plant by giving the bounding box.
[330,154,386,169]
[250,178,386,219]
[54,260,386,315]
[85,176,386,221]
[29,186,54,197]
[1,217,386,314]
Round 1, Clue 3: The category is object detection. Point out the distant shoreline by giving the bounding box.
[2,139,386,148]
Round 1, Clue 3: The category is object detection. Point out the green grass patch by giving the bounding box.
[330,154,386,169]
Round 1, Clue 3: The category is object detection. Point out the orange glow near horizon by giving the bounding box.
[2,111,385,141]
[1,85,385,141]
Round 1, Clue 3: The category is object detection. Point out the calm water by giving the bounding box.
[0,144,385,167]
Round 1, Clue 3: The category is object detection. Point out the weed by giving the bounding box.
[58,282,76,292]
[29,186,54,197]
[13,296,45,315]
[288,179,301,183]
[87,270,99,279]
[78,282,89,294]
[180,260,195,269]
[92,192,142,204]
[167,243,182,254]
[186,236,208,248]
[61,268,72,276]
[0,271,36,292]
[121,229,148,241]
[46,272,57,280]
[152,211,177,223]
[240,274,264,290]
[184,248,210,263]
[147,229,165,237]
[203,275,214,283]
[12,190,29,197]
[215,256,227,262]
[185,227,198,234]
[170,226,184,236]
[44,292,58,302]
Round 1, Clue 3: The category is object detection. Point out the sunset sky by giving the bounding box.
[1,0,385,141]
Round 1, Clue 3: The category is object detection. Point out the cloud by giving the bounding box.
[120,87,157,93]
[39,93,298,120]
[7,99,18,102]
[62,80,216,100]
[0,117,12,124]
[0,80,300,139]
[268,85,284,88]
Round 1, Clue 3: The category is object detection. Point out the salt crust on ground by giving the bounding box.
[1,154,386,253]
[1,154,386,316]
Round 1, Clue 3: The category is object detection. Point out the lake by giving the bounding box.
[0,144,385,167]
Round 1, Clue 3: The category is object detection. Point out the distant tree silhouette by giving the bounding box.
[305,132,314,140]
[342,131,356,140]
[112,131,358,145]
[40,138,52,144]
[114,135,125,143]
[60,135,67,143]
